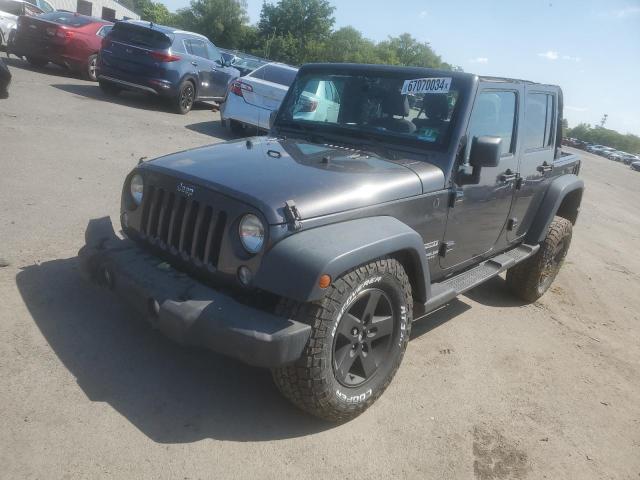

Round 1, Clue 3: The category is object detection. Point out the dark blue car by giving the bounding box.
[97,21,240,114]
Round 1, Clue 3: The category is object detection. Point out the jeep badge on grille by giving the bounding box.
[176,182,195,197]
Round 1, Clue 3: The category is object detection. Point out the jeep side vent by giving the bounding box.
[140,186,226,268]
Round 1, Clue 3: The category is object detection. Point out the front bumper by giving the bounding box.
[78,217,311,368]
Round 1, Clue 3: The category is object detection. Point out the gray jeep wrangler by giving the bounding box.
[80,64,583,422]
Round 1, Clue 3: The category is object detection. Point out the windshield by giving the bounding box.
[278,72,463,149]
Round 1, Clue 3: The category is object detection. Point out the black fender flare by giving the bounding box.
[254,216,431,303]
[525,174,584,244]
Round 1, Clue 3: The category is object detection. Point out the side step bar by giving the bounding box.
[420,243,540,315]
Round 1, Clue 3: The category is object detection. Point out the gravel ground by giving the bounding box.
[1,60,639,480]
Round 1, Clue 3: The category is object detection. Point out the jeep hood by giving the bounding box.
[144,137,445,224]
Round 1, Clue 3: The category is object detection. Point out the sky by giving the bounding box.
[161,0,640,135]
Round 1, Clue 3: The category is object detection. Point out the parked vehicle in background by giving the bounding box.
[80,64,583,421]
[12,11,111,80]
[221,62,297,133]
[607,151,623,161]
[0,0,43,52]
[231,56,267,76]
[631,161,640,172]
[98,21,240,114]
[621,153,640,165]
[0,55,10,97]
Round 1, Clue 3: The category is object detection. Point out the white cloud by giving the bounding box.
[419,10,427,18]
[470,57,489,64]
[565,106,588,112]
[538,50,559,60]
[614,6,640,18]
[562,55,581,62]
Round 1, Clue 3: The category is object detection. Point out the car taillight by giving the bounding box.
[149,51,181,62]
[230,80,252,97]
[298,97,318,112]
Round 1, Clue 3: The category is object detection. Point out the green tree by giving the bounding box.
[258,0,335,63]
[174,0,249,49]
[376,33,450,69]
[567,123,640,154]
[125,0,174,24]
[320,26,378,63]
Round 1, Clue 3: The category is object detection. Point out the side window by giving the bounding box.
[524,93,555,150]
[467,91,517,158]
[185,39,209,59]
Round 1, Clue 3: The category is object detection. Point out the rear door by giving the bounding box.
[182,37,216,97]
[440,84,523,269]
[507,86,558,241]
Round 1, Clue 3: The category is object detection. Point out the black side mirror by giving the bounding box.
[469,135,502,168]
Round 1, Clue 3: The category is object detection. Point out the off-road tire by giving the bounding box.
[98,81,120,96]
[271,257,413,422]
[506,216,573,302]
[26,56,48,68]
[174,80,195,114]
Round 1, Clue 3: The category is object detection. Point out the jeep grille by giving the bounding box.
[139,185,227,268]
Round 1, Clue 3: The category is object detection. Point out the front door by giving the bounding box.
[206,41,237,98]
[440,87,522,269]
[507,86,558,241]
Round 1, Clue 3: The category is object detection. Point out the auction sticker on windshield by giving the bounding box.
[401,77,452,95]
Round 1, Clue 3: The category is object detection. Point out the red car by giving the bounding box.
[13,11,112,81]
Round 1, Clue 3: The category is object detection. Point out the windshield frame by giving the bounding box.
[274,67,472,153]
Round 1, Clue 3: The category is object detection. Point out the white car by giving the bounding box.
[0,0,47,51]
[220,62,297,134]
[292,78,341,123]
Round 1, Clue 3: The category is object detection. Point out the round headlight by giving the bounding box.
[130,174,144,206]
[239,214,265,253]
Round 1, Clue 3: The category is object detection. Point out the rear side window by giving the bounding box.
[110,23,173,49]
[250,65,297,87]
[467,90,517,157]
[184,38,209,59]
[524,93,556,150]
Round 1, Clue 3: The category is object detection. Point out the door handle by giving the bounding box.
[537,161,553,173]
[500,169,518,183]
[191,61,198,67]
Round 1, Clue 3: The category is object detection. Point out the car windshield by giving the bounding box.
[278,71,463,149]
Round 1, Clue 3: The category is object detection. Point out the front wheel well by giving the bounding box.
[556,188,583,225]
[391,249,428,304]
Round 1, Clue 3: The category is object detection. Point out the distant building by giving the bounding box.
[49,0,139,21]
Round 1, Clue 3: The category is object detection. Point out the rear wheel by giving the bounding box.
[83,54,98,81]
[271,257,412,422]
[26,56,48,68]
[174,80,195,114]
[506,216,573,302]
[98,80,121,96]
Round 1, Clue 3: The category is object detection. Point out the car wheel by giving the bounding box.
[26,56,48,68]
[83,54,98,82]
[506,216,573,302]
[98,80,121,96]
[271,257,413,422]
[174,80,195,114]
[228,119,245,135]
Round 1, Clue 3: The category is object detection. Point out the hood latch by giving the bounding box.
[284,200,302,231]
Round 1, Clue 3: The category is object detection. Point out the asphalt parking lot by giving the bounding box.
[1,60,640,479]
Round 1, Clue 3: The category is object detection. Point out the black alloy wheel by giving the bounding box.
[333,288,396,387]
